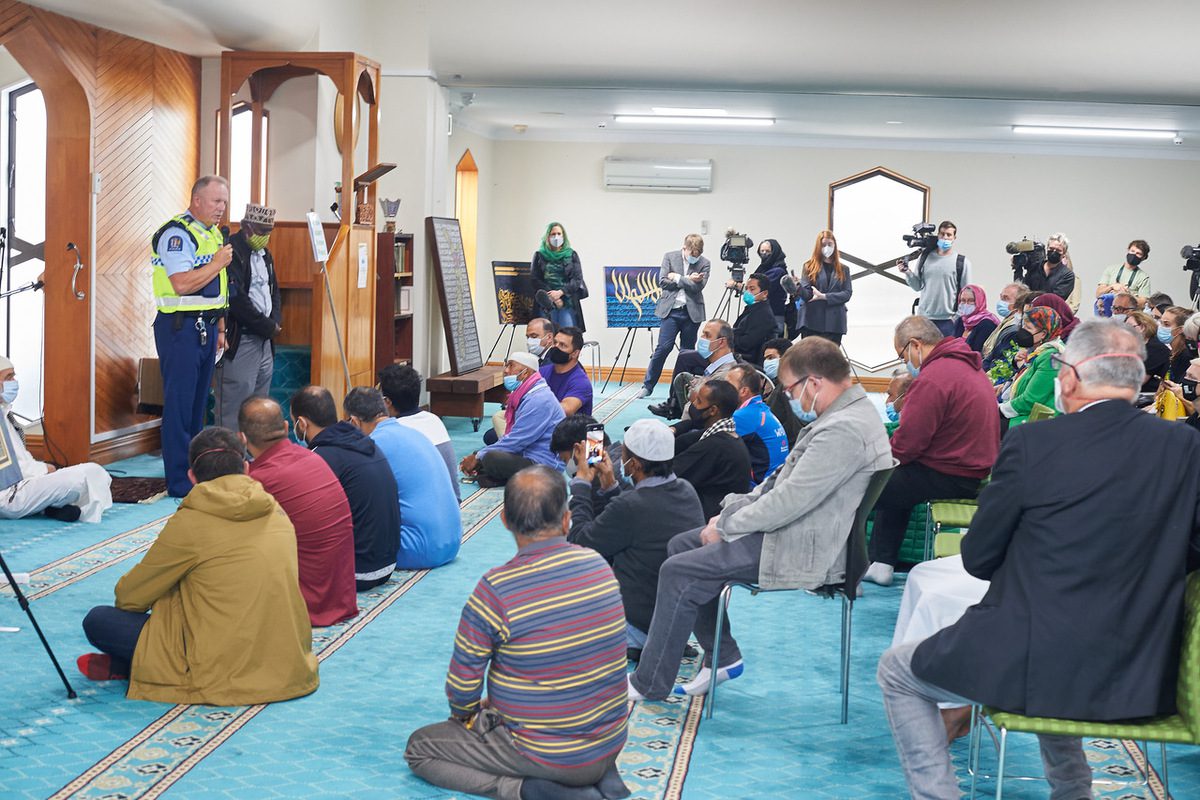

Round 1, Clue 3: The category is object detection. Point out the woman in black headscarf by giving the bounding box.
[755,238,790,336]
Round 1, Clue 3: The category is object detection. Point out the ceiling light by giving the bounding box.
[651,107,728,116]
[886,120,903,125]
[1012,125,1177,140]
[614,115,774,127]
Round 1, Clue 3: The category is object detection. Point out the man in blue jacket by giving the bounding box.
[725,365,789,485]
[290,385,398,591]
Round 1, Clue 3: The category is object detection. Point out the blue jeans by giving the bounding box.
[644,308,699,391]
[877,641,1092,799]
[549,306,576,329]
[83,606,150,675]
[626,622,648,649]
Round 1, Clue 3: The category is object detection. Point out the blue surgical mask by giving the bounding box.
[995,300,1011,318]
[1157,325,1174,344]
[526,337,544,356]
[686,254,700,265]
[548,234,564,248]
[937,238,953,252]
[957,304,976,318]
[1,379,16,405]
[789,378,819,424]
[696,338,712,359]
[885,401,900,423]
[762,358,779,379]
[503,374,521,391]
[903,342,921,377]
[742,290,756,305]
[1110,312,1127,324]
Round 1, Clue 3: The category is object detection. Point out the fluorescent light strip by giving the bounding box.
[1012,125,1176,140]
[651,107,728,116]
[615,115,774,127]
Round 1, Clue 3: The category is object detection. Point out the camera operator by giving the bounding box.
[1032,233,1075,303]
[899,220,971,336]
[1096,239,1153,308]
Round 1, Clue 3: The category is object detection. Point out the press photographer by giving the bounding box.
[1009,233,1074,303]
[1181,243,1200,308]
[898,220,971,336]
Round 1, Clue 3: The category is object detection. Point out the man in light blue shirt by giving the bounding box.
[650,319,739,420]
[725,365,789,485]
[344,387,461,570]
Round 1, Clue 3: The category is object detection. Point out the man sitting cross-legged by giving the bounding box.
[238,396,358,628]
[79,426,319,705]
[628,337,892,701]
[405,465,630,800]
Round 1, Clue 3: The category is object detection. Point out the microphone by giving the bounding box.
[32,280,43,291]
[220,225,230,244]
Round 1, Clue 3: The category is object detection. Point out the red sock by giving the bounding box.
[76,653,127,681]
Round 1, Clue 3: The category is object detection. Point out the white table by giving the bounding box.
[892,555,989,648]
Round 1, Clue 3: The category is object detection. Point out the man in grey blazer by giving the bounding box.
[640,234,711,398]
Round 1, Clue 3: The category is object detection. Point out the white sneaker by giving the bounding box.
[863,562,894,587]
[626,674,646,702]
[672,659,744,696]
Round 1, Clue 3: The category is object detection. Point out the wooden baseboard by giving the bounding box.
[88,423,162,465]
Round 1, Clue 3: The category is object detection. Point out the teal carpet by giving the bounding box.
[1,382,1195,799]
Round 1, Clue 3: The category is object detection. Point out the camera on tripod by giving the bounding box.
[902,222,937,253]
[1181,244,1200,272]
[721,228,753,283]
[1006,237,1046,282]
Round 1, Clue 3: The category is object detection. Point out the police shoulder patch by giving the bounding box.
[167,235,183,252]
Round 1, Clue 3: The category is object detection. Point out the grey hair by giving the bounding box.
[894,315,944,346]
[1046,232,1070,251]
[1061,320,1146,392]
[191,174,229,197]
[1004,281,1028,294]
[503,465,568,537]
[343,386,388,421]
[1183,313,1200,342]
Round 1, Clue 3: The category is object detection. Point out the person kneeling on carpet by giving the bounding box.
[405,465,630,800]
[627,337,892,703]
[78,426,319,705]
[0,355,113,523]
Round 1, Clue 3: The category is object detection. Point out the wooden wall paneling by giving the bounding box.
[276,288,311,347]
[345,225,375,387]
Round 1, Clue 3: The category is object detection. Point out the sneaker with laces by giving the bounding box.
[672,659,744,696]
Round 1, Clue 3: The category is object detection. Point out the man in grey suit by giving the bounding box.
[640,234,711,398]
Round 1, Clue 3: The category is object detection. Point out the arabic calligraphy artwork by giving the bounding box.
[427,216,484,374]
[604,266,662,329]
[491,261,536,325]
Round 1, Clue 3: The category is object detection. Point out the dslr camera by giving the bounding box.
[902,222,938,253]
[1006,238,1046,282]
[1182,244,1200,305]
[721,228,753,283]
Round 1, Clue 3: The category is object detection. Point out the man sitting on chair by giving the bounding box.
[0,356,113,523]
[627,338,892,702]
[649,319,738,420]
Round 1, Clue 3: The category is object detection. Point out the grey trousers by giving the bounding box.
[877,641,1093,800]
[215,333,273,430]
[405,709,613,800]
[630,527,762,700]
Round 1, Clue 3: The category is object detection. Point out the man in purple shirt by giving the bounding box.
[540,326,593,416]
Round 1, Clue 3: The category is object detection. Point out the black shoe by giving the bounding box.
[44,505,82,522]
[597,764,632,799]
[648,402,676,419]
[626,647,642,663]
[681,643,699,658]
[520,778,603,800]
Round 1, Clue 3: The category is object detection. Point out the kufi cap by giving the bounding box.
[243,204,276,229]
[0,355,12,372]
[506,351,540,372]
[622,418,675,462]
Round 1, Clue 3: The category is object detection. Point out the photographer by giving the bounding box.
[900,220,971,336]
[640,234,710,399]
[1031,233,1075,303]
[1096,239,1153,308]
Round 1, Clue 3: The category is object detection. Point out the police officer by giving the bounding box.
[151,175,232,496]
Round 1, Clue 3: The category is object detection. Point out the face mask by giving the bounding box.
[294,420,308,448]
[903,343,920,377]
[937,238,953,252]
[1,379,16,405]
[526,337,545,356]
[958,304,976,317]
[1013,328,1037,348]
[548,234,564,248]
[789,378,819,423]
[1053,376,1065,414]
[564,459,578,478]
[742,290,757,305]
[1183,378,1198,401]
[247,233,270,251]
[1046,250,1063,264]
[1110,313,1126,324]
[686,253,700,265]
[1157,325,1174,344]
[696,338,712,359]
[885,401,900,423]
[995,300,1011,318]
[1126,252,1143,267]
[821,245,834,259]
[547,347,571,365]
[503,374,521,391]
[759,250,772,262]
[688,403,709,423]
[762,358,779,379]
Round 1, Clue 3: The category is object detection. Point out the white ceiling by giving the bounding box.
[19,0,1200,153]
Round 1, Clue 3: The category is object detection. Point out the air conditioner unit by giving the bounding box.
[603,158,713,193]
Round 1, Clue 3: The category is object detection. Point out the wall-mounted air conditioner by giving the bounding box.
[603,158,713,193]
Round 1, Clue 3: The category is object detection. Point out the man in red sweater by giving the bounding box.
[239,396,359,627]
[864,316,1000,586]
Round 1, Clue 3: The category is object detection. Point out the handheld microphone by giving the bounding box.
[32,280,43,291]
[220,225,230,244]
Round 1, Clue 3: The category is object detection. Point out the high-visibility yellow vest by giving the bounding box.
[150,213,228,314]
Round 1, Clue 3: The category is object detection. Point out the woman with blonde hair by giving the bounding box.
[795,229,853,345]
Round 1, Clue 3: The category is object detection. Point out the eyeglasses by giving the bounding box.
[782,376,811,397]
[1111,305,1137,314]
[1049,354,1080,383]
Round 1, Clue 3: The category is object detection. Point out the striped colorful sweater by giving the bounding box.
[445,537,629,768]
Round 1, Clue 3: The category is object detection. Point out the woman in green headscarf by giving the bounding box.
[531,221,588,331]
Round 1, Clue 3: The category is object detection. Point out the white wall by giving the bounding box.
[473,139,1200,375]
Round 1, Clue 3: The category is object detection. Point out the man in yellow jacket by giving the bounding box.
[78,427,319,706]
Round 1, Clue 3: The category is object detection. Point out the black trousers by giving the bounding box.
[868,461,982,567]
[799,327,843,346]
[478,450,536,484]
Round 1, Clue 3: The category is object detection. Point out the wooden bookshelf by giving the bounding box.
[376,232,415,375]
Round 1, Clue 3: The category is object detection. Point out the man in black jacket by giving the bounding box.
[672,379,751,519]
[290,385,399,591]
[732,273,776,365]
[214,204,282,429]
[878,321,1200,799]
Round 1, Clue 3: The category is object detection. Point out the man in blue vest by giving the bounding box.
[151,175,232,496]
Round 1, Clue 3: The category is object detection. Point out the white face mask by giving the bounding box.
[1053,376,1065,414]
[527,337,545,356]
[548,234,564,248]
[821,245,834,259]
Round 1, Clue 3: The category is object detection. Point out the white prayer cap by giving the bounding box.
[0,355,12,372]
[506,351,540,373]
[243,204,276,229]
[622,419,675,462]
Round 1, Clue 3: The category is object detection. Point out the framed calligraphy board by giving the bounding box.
[491,261,536,325]
[427,216,484,374]
[604,266,662,329]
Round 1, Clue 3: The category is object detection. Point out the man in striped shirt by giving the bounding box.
[405,465,630,800]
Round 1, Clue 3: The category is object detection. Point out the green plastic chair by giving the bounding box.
[706,463,896,724]
[933,531,966,558]
[923,499,978,561]
[968,571,1200,798]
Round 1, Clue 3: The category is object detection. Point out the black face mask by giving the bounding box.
[547,347,571,365]
[1183,379,1198,401]
[1126,252,1143,267]
[688,403,710,423]
[1013,328,1037,348]
[1046,250,1063,264]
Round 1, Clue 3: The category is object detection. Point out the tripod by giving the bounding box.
[485,323,519,364]
[602,326,655,392]
[0,550,76,698]
[714,284,743,321]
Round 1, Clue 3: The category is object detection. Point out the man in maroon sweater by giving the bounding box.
[864,317,1000,586]
[239,396,359,627]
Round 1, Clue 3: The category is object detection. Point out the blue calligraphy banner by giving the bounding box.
[604,266,661,329]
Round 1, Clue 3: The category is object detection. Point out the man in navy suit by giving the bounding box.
[878,320,1200,799]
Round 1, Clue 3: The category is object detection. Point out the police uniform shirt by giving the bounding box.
[156,213,218,278]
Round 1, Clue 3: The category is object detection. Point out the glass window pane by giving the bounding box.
[230,106,251,219]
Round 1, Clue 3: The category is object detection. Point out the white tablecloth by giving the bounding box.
[892,555,990,648]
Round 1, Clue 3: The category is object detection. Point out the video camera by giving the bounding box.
[1182,244,1200,306]
[720,228,753,283]
[1006,237,1046,282]
[902,222,938,253]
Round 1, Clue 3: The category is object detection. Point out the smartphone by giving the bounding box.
[585,424,604,465]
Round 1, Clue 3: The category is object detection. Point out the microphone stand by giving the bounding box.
[0,281,43,300]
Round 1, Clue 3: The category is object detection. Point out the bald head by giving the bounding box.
[238,396,288,456]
